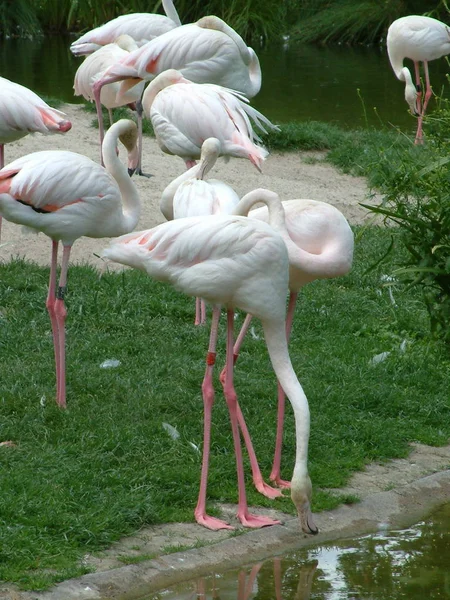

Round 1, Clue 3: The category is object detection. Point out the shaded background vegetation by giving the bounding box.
[1,0,450,43]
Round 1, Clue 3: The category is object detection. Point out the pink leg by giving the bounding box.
[223,310,281,528]
[219,313,253,384]
[195,297,202,326]
[415,61,433,145]
[195,306,232,530]
[413,61,422,116]
[135,99,152,178]
[54,245,72,408]
[93,83,106,166]
[220,313,282,498]
[270,291,298,489]
[46,241,63,406]
[185,159,197,169]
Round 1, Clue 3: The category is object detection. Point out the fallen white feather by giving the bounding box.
[162,422,180,440]
[100,359,121,369]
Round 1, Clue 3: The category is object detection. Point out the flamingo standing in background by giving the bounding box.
[0,77,72,239]
[103,189,318,535]
[387,15,450,144]
[70,0,181,56]
[141,69,276,171]
[0,120,141,409]
[160,137,240,325]
[228,198,354,490]
[93,16,262,100]
[74,35,147,173]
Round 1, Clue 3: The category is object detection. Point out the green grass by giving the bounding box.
[0,226,449,589]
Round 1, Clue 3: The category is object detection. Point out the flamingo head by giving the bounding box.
[198,138,222,179]
[291,472,318,535]
[401,67,419,116]
[118,120,139,175]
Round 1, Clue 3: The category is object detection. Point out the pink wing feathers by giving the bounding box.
[0,77,71,144]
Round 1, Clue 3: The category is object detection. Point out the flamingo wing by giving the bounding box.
[103,216,288,314]
[70,13,179,56]
[0,78,71,143]
[0,151,118,211]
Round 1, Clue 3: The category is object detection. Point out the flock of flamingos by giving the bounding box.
[0,5,449,534]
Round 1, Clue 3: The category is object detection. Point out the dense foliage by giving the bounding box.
[291,0,450,44]
[361,102,450,342]
[2,0,450,43]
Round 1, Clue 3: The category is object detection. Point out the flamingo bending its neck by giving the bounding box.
[103,189,318,534]
[160,137,240,325]
[387,15,450,143]
[74,35,147,174]
[141,69,276,171]
[229,196,354,490]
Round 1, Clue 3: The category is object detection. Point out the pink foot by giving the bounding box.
[195,513,234,531]
[254,478,284,499]
[237,511,281,528]
[270,475,291,489]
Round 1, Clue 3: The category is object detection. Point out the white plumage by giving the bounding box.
[142,70,276,170]
[70,1,181,56]
[95,16,262,100]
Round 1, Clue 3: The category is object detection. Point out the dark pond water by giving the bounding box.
[141,504,450,600]
[1,35,450,132]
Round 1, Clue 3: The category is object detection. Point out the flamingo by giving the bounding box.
[140,69,276,171]
[229,198,354,490]
[161,137,240,325]
[0,76,72,239]
[69,0,181,56]
[386,15,450,144]
[0,119,141,409]
[102,188,318,534]
[93,15,261,102]
[74,35,147,173]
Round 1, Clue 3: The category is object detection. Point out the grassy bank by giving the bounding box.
[0,226,449,589]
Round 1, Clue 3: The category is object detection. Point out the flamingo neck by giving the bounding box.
[160,161,205,220]
[162,0,181,26]
[234,188,287,231]
[102,122,141,233]
[261,318,310,477]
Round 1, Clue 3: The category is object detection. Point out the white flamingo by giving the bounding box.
[0,76,72,239]
[0,120,141,408]
[161,137,240,324]
[387,15,450,143]
[103,188,318,534]
[141,69,276,171]
[74,35,147,173]
[70,0,182,56]
[228,197,354,490]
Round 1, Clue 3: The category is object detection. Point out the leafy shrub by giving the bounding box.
[362,102,450,342]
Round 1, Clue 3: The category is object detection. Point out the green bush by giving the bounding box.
[362,102,450,342]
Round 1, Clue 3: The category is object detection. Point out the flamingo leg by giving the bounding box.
[413,60,422,115]
[135,98,152,178]
[219,312,282,499]
[93,83,106,166]
[223,309,281,528]
[46,240,62,406]
[270,291,298,489]
[108,108,114,126]
[54,244,72,408]
[415,60,433,144]
[195,306,233,530]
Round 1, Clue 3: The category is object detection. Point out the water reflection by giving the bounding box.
[1,36,449,130]
[144,504,450,600]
